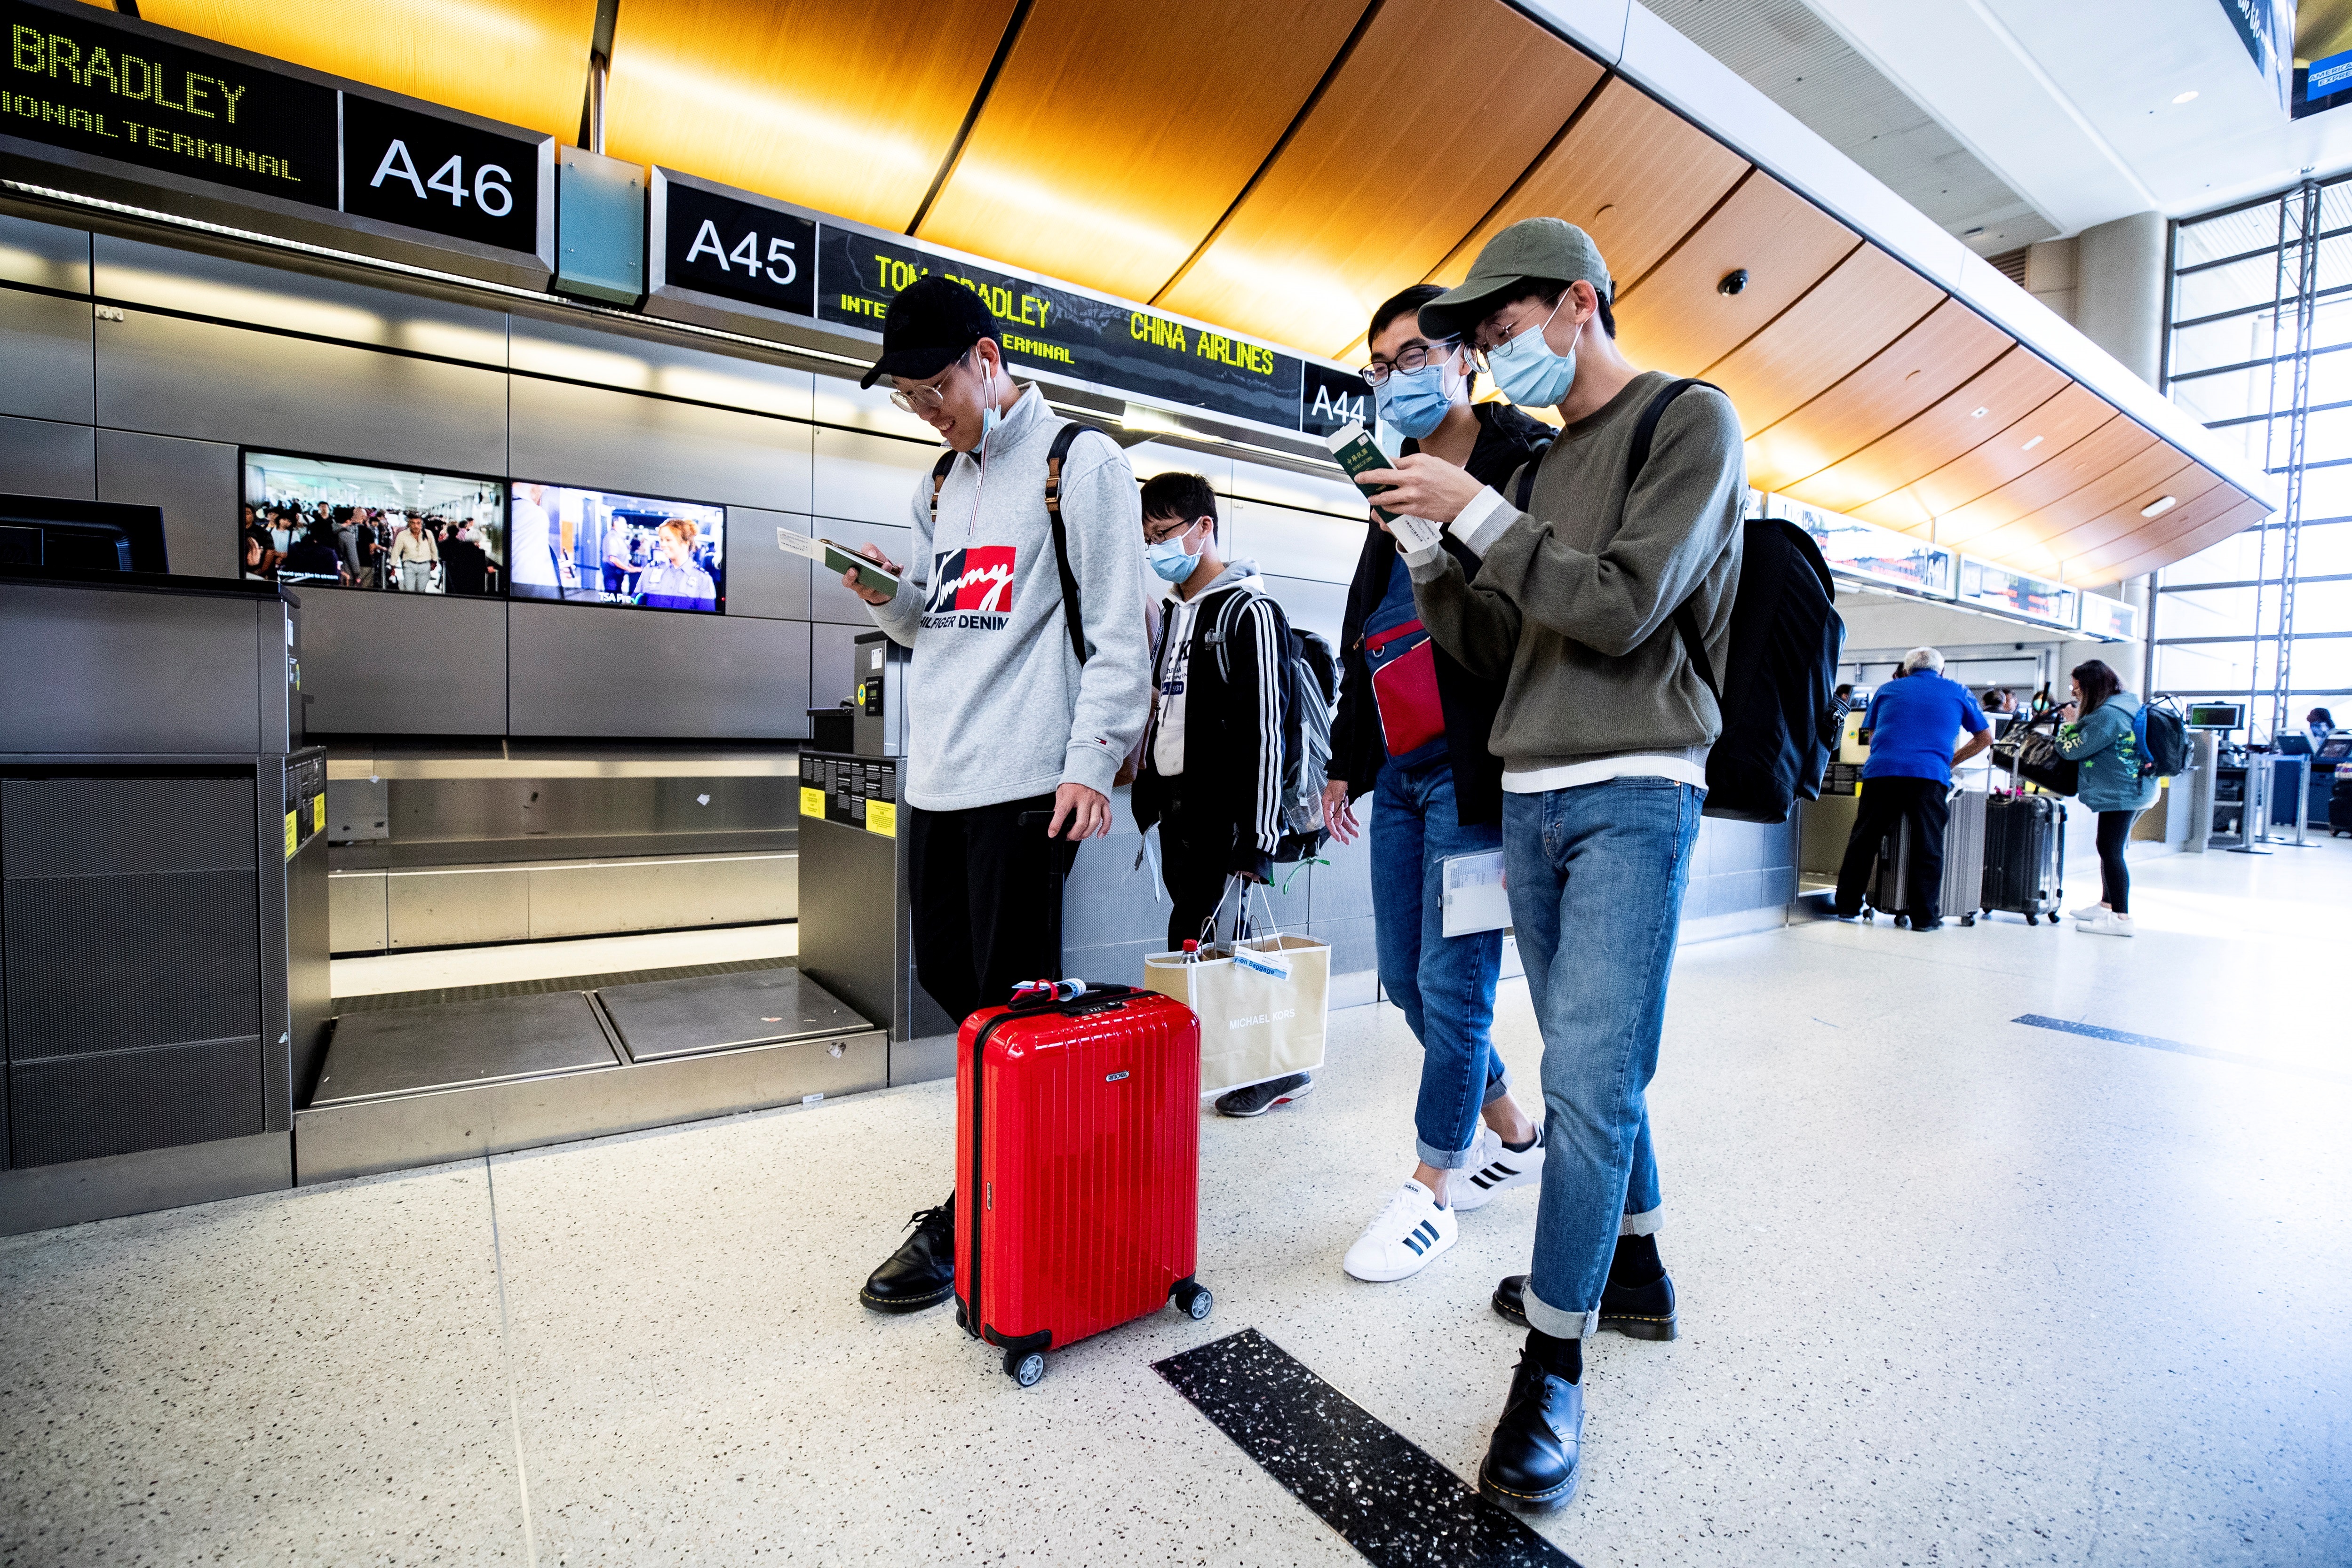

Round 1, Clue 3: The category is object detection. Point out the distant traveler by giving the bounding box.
[1325,283,1549,1282]
[509,486,558,596]
[2310,707,2336,742]
[1128,469,1287,956]
[635,519,718,611]
[389,514,439,592]
[1983,686,2019,716]
[2057,659,2156,938]
[1360,217,1745,1511]
[842,275,1149,1316]
[280,521,348,584]
[1832,647,1991,929]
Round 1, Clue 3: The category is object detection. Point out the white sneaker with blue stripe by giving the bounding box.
[1452,1122,1545,1213]
[1343,1178,1458,1282]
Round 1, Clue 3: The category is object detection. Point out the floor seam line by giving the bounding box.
[485,1153,541,1568]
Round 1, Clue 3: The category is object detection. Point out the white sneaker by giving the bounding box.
[2068,900,2108,922]
[1343,1179,1458,1282]
[2076,908,2136,937]
[1451,1122,1546,1212]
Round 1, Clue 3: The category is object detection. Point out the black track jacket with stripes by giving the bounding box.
[1130,561,1287,884]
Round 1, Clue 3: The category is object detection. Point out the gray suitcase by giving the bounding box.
[1867,788,1985,927]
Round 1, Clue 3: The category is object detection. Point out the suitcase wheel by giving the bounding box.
[1961,914,1975,927]
[1005,1349,1045,1388]
[1172,1280,1213,1321]
[1861,909,1874,923]
[2025,912,2038,925]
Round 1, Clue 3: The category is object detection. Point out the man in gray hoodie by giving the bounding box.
[842,276,1151,1315]
[1363,218,1745,1512]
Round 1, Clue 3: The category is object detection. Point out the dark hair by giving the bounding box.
[2311,706,2335,726]
[1140,471,1219,529]
[1370,283,1481,397]
[2071,659,2122,714]
[1514,278,1617,340]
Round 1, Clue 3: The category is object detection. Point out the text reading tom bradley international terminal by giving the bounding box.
[0,0,2340,1563]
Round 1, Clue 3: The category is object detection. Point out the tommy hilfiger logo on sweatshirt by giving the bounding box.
[924,545,1017,628]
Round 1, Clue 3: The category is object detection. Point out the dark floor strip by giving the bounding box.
[1154,1329,1580,1568]
[2014,1014,2351,1085]
[335,955,795,1013]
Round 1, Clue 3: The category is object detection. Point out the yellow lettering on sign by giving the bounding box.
[865,799,898,839]
[800,786,825,819]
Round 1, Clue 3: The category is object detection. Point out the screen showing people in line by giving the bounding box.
[241,452,507,597]
[509,484,727,613]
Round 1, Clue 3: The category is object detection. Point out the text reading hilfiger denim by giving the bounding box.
[923,546,1018,631]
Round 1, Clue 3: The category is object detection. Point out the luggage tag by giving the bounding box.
[1233,883,1293,978]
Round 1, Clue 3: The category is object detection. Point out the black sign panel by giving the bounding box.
[1,0,335,206]
[661,180,816,318]
[817,226,1302,430]
[340,92,538,253]
[1300,361,1374,438]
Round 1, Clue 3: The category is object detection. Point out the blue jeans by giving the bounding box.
[1502,777,1704,1339]
[1371,760,1508,1170]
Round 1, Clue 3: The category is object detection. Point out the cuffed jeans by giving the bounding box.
[1371,760,1508,1170]
[1502,776,1703,1339]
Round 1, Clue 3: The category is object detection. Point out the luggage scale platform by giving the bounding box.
[295,965,885,1184]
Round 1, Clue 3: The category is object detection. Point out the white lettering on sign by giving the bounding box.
[1311,383,1367,427]
[685,218,797,285]
[1228,1009,1298,1029]
[370,137,424,198]
[368,138,512,214]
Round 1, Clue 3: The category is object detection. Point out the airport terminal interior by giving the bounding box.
[0,0,2345,1562]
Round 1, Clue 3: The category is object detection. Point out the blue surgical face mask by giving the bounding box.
[1146,524,1203,582]
[1375,354,1466,440]
[1488,295,1575,410]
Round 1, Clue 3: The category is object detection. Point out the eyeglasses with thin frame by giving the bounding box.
[888,349,973,415]
[1471,300,1556,366]
[1361,336,1463,387]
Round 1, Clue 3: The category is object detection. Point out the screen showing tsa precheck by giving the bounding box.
[509,484,726,613]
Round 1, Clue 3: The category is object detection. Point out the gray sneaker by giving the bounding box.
[1215,1073,1314,1117]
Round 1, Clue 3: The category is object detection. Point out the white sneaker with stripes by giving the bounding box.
[1452,1122,1546,1213]
[1343,1179,1458,1282]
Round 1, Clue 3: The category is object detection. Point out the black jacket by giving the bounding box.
[1131,578,1288,883]
[1330,402,1552,826]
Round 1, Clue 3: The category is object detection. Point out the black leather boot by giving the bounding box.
[860,1199,954,1313]
[1490,1270,1679,1340]
[1477,1349,1583,1511]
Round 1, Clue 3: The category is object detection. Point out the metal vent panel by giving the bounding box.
[9,1037,265,1168]
[0,777,257,880]
[3,871,262,1059]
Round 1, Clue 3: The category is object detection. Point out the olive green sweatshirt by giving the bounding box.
[1405,371,1746,782]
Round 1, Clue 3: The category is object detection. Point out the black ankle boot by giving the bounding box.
[1490,1259,1679,1340]
[860,1198,954,1313]
[1477,1341,1583,1512]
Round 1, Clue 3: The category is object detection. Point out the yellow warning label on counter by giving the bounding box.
[865,799,897,838]
[309,796,324,834]
[801,786,825,819]
[284,810,298,859]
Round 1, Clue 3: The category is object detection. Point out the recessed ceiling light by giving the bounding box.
[2173,90,2198,104]
[2140,495,2178,518]
[1964,227,1986,238]
[1972,407,1990,418]
[2022,434,2045,451]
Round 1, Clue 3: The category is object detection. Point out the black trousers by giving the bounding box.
[2096,809,2140,913]
[1158,797,1242,951]
[1835,776,1948,920]
[905,795,1075,1025]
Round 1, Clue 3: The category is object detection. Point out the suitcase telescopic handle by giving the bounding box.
[1014,807,1071,985]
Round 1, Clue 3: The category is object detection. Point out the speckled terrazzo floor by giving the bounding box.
[3,839,2348,1566]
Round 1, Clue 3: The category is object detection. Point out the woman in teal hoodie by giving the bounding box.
[2056,658,2158,936]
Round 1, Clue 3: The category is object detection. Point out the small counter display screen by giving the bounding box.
[509,484,725,613]
[242,451,506,596]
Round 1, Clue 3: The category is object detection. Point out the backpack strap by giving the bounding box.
[1624,377,1724,701]
[927,449,954,528]
[1204,585,1263,685]
[1044,422,1095,667]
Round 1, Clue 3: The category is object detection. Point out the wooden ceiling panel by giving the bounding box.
[917,0,1363,302]
[1701,247,1941,438]
[1783,347,2067,521]
[1613,173,1858,379]
[605,0,1021,231]
[1156,0,1600,357]
[1424,77,1748,297]
[1743,300,2012,492]
[1856,383,2113,530]
[1932,414,2154,547]
[1958,449,2194,574]
[131,0,599,137]
[2074,484,2259,581]
[2096,497,2268,584]
[2036,463,2228,565]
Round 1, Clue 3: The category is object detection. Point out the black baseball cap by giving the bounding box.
[859,274,995,389]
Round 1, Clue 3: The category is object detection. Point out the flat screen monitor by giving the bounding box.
[243,452,507,597]
[2318,732,2352,762]
[0,493,168,573]
[508,484,725,613]
[2185,702,2244,730]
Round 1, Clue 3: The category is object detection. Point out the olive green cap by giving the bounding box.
[1417,217,1611,341]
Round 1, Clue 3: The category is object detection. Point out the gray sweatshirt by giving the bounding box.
[1406,371,1746,779]
[867,386,1150,811]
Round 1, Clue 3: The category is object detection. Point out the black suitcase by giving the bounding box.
[2332,771,2352,837]
[1982,793,2065,924]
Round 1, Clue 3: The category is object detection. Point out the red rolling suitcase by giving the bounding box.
[954,981,1209,1386]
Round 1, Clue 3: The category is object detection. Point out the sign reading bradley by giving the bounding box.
[3,0,334,205]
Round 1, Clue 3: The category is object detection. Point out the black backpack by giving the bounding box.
[2135,696,2188,778]
[1201,590,1338,863]
[1512,378,1845,825]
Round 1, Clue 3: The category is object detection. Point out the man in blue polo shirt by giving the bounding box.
[1833,646,1992,931]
